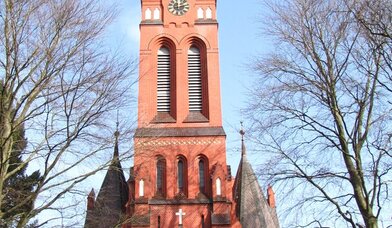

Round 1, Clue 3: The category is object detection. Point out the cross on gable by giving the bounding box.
[175,208,186,225]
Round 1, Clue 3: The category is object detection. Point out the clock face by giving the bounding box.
[168,0,190,16]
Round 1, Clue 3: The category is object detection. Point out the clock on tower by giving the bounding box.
[168,0,190,16]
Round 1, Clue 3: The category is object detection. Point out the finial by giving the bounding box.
[116,110,119,129]
[88,188,95,197]
[114,110,120,139]
[240,121,246,157]
[113,110,120,160]
[239,121,245,140]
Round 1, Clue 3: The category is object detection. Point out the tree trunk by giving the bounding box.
[365,215,378,228]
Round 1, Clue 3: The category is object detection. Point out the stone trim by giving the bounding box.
[134,127,226,138]
[195,19,218,25]
[140,20,163,25]
[151,113,176,123]
[213,197,231,203]
[183,112,209,123]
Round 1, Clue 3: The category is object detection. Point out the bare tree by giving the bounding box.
[0,0,135,227]
[348,0,392,90]
[246,0,392,227]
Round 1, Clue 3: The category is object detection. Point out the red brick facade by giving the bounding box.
[128,0,241,227]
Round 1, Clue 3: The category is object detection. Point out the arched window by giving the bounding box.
[178,160,185,191]
[153,8,160,20]
[199,160,206,193]
[198,156,209,195]
[145,8,152,20]
[188,47,202,112]
[177,156,187,195]
[156,157,166,197]
[157,47,171,113]
[197,8,204,19]
[206,7,212,19]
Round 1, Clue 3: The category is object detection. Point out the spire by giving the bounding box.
[233,122,280,228]
[84,113,129,227]
[240,121,246,157]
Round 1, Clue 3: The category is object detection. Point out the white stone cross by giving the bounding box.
[175,208,186,225]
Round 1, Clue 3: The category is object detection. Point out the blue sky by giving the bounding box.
[108,0,269,171]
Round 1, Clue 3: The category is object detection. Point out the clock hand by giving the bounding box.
[176,0,183,8]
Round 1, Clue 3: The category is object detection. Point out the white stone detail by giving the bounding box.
[145,8,152,20]
[153,8,160,20]
[206,7,212,19]
[139,179,144,197]
[197,8,204,19]
[216,178,221,196]
[175,209,186,225]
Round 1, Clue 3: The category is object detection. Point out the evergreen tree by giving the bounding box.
[0,82,41,226]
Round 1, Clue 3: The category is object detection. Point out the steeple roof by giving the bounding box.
[84,130,129,228]
[234,126,280,228]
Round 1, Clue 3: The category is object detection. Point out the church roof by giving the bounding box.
[84,130,129,228]
[234,129,280,228]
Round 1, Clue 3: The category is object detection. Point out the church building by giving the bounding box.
[84,0,279,227]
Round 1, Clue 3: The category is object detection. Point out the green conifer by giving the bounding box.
[0,81,41,226]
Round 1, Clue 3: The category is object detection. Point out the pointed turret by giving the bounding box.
[84,127,129,228]
[234,123,280,228]
[267,185,276,208]
[87,188,95,210]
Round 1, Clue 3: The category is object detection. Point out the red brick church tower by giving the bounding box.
[131,0,235,227]
[84,0,280,227]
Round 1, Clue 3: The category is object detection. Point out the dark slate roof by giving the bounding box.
[85,131,129,228]
[234,131,280,228]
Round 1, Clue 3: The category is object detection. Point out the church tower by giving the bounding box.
[84,1,281,227]
[130,0,237,227]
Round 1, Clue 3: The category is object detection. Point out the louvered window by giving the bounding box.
[188,47,202,112]
[157,47,171,113]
